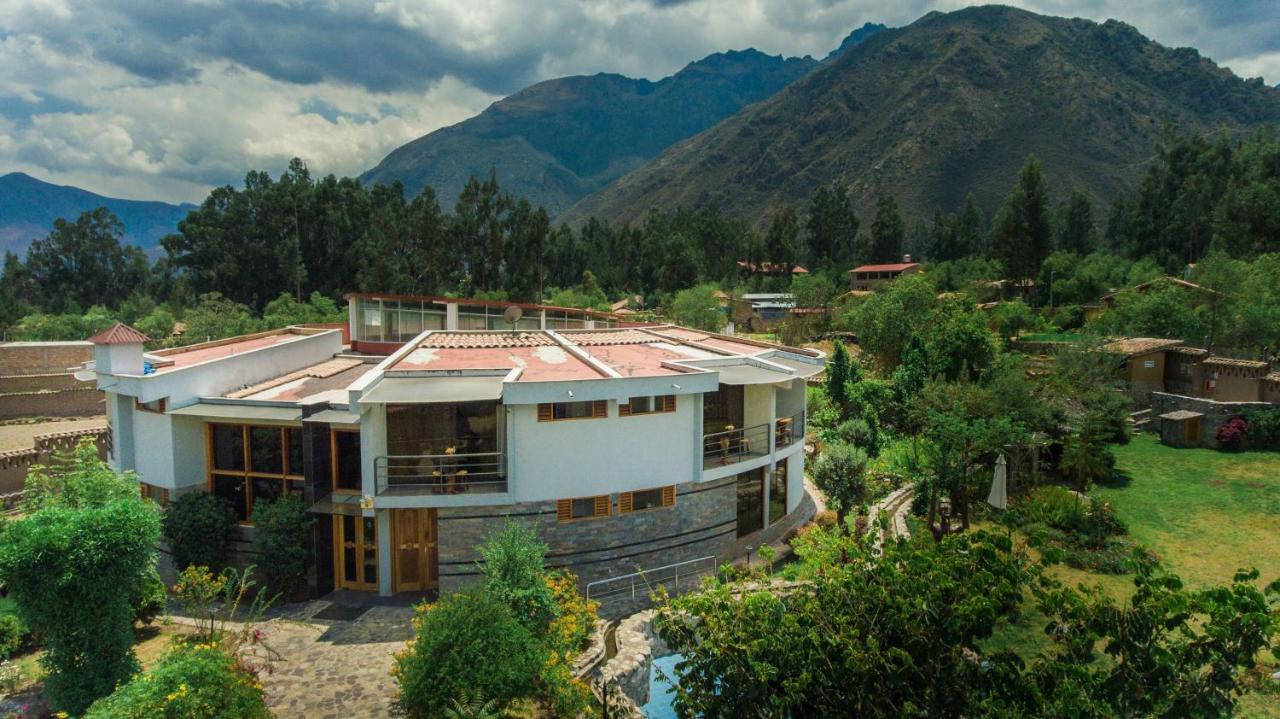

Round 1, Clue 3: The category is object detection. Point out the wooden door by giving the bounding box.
[392,509,438,593]
[1186,418,1201,444]
[334,514,378,591]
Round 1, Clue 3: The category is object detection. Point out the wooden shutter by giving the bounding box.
[618,399,632,417]
[619,492,633,514]
[661,485,676,507]
[660,395,676,413]
[557,499,572,522]
[538,403,554,422]
[594,495,610,517]
[592,400,608,418]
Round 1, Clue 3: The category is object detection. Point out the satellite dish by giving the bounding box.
[502,305,523,331]
[73,369,96,382]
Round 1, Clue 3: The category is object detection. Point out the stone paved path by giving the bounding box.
[172,601,417,719]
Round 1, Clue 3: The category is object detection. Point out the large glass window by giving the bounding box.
[332,430,362,493]
[736,469,765,537]
[206,424,304,523]
[769,463,788,526]
[386,402,499,455]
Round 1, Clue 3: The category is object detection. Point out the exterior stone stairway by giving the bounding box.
[1129,408,1153,434]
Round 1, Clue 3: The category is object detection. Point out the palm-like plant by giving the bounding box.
[442,691,503,719]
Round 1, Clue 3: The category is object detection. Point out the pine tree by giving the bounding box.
[827,341,851,419]
[867,194,905,263]
[765,207,800,273]
[991,155,1052,280]
[1055,189,1097,255]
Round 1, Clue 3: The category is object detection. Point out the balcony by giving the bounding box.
[375,451,507,497]
[775,410,805,450]
[702,423,770,469]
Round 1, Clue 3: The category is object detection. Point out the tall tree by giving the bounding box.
[991,155,1052,281]
[25,208,148,313]
[764,207,800,273]
[867,194,905,264]
[953,193,985,257]
[805,183,859,267]
[1054,189,1097,255]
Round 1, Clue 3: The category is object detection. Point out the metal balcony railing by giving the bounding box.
[375,451,507,496]
[775,410,805,449]
[702,422,770,468]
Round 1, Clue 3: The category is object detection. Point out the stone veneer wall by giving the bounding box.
[436,476,740,593]
[1150,392,1272,449]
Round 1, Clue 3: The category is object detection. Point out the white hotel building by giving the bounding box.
[90,294,823,597]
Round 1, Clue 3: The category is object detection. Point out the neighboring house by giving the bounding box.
[1102,338,1185,403]
[1098,276,1217,310]
[848,256,920,291]
[735,261,809,277]
[90,317,823,598]
[741,293,795,325]
[346,293,624,354]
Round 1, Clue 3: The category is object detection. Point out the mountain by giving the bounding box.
[562,6,1280,230]
[824,22,888,62]
[359,48,834,216]
[0,172,193,254]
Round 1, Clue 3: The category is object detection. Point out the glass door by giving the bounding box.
[334,514,378,591]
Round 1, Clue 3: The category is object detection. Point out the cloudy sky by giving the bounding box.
[1,0,1277,204]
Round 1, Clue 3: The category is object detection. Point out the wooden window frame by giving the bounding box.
[537,400,608,422]
[330,428,362,495]
[619,485,676,514]
[556,495,611,522]
[134,397,168,414]
[205,422,304,525]
[618,395,676,417]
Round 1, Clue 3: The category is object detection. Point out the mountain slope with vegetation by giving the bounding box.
[359,48,827,216]
[563,5,1280,228]
[0,172,193,253]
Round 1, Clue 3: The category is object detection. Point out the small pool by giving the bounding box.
[641,653,683,719]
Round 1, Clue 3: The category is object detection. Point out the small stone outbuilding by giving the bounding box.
[1158,409,1204,448]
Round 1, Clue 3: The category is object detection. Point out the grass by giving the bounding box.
[1098,434,1280,589]
[6,621,193,693]
[984,435,1280,717]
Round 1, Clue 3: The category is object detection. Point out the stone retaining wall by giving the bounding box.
[0,387,104,419]
[1150,392,1272,449]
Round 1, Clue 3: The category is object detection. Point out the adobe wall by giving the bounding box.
[0,343,92,375]
[0,388,104,419]
[0,426,110,493]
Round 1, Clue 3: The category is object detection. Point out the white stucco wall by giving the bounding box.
[132,410,175,487]
[108,331,343,406]
[775,380,806,420]
[505,397,700,502]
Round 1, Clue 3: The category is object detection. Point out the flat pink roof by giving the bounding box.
[393,345,602,382]
[150,333,307,373]
[577,343,686,377]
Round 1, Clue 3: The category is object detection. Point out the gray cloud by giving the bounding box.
[1,0,1277,204]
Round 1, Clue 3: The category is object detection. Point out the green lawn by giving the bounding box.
[1100,434,1280,589]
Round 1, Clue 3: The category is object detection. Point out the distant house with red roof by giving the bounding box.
[848,256,921,291]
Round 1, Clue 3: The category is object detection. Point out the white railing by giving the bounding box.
[585,556,718,607]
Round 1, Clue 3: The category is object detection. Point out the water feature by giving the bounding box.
[640,653,683,718]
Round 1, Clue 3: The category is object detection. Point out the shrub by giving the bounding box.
[1242,408,1280,449]
[250,493,315,599]
[393,590,544,718]
[0,500,161,714]
[1021,486,1087,531]
[0,614,27,660]
[1216,417,1248,450]
[810,442,870,522]
[131,565,168,625]
[83,643,271,719]
[164,491,237,571]
[478,522,558,633]
[835,418,877,453]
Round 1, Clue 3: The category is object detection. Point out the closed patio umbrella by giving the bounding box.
[987,454,1008,510]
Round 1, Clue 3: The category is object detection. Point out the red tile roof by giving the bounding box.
[849,262,920,273]
[87,323,150,345]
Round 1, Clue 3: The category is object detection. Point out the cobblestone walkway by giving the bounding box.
[172,601,416,718]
